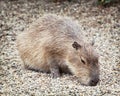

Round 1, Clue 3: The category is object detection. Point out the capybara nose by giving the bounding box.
[89,77,99,86]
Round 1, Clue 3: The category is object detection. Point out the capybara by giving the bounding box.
[17,14,100,86]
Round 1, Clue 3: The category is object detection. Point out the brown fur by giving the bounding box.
[16,14,100,86]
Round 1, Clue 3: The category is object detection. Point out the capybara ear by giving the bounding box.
[72,41,81,50]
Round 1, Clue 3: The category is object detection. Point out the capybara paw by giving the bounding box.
[51,72,60,78]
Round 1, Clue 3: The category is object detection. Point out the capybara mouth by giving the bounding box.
[80,79,100,86]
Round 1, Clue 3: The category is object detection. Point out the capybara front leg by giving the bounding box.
[49,59,60,78]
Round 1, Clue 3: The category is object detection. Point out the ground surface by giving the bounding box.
[0,0,120,95]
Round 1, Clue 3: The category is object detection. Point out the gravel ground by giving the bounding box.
[0,0,120,95]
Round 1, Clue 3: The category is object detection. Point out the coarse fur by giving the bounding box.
[16,14,100,86]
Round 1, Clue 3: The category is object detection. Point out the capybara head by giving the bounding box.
[67,41,100,86]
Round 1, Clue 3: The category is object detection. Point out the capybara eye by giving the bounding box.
[81,58,85,64]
